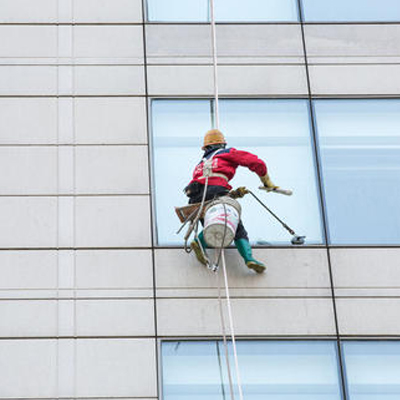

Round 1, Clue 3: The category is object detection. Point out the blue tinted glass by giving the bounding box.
[152,100,212,245]
[302,0,400,22]
[215,0,298,22]
[343,342,400,399]
[162,341,342,400]
[219,100,323,245]
[147,0,298,22]
[147,0,208,22]
[152,99,324,245]
[314,100,400,245]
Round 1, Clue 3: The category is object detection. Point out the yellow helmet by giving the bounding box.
[202,129,226,150]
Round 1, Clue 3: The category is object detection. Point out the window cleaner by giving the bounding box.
[183,128,280,274]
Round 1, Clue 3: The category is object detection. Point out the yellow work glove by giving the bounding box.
[260,173,279,191]
[229,186,249,199]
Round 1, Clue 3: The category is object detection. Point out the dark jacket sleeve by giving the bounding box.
[225,148,267,176]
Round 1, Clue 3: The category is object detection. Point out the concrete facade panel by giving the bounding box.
[75,97,148,144]
[0,147,57,195]
[75,196,151,247]
[148,65,308,95]
[146,24,303,64]
[75,145,149,194]
[0,251,57,289]
[0,26,57,58]
[74,66,145,95]
[0,0,57,23]
[309,65,400,95]
[0,340,57,397]
[74,0,143,23]
[157,298,336,336]
[0,66,57,95]
[305,25,400,63]
[337,299,400,335]
[155,248,331,298]
[76,299,154,336]
[74,26,144,61]
[0,300,57,337]
[0,197,57,248]
[75,250,153,289]
[331,248,400,292]
[76,339,157,397]
[0,98,57,144]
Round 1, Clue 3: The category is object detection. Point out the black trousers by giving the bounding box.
[188,184,249,241]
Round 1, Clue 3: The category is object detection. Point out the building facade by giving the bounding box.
[1,0,400,399]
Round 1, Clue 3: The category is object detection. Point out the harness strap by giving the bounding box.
[198,172,229,181]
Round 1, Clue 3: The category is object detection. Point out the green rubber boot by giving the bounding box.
[234,238,266,274]
[190,231,209,266]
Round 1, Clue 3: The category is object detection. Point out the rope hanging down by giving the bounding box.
[209,1,244,399]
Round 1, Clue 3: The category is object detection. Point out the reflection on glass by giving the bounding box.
[215,0,298,22]
[162,341,343,400]
[343,341,400,400]
[302,0,400,22]
[314,100,400,245]
[147,0,298,22]
[147,0,207,22]
[152,99,324,245]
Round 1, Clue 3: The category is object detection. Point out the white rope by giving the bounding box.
[220,252,244,400]
[217,266,236,400]
[208,2,244,398]
[209,0,220,130]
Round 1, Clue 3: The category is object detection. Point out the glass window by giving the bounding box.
[162,340,343,400]
[342,341,400,399]
[151,99,324,245]
[147,0,299,22]
[147,0,208,22]
[314,100,400,245]
[301,0,400,22]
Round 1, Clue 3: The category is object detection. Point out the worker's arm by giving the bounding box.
[225,148,278,191]
[260,173,279,191]
[226,148,267,176]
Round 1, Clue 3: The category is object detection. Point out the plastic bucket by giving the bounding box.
[203,197,241,248]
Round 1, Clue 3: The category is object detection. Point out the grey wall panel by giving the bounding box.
[155,248,331,298]
[0,340,57,397]
[75,250,153,290]
[76,339,157,397]
[0,98,57,145]
[148,65,308,95]
[75,146,149,195]
[75,196,151,247]
[0,251,57,289]
[0,66,57,95]
[74,0,143,23]
[309,65,400,95]
[74,66,145,95]
[0,300,57,337]
[0,197,57,248]
[76,299,154,336]
[0,26,57,58]
[337,299,400,335]
[158,298,336,336]
[0,0,57,23]
[0,0,142,23]
[146,24,303,64]
[0,147,57,195]
[305,25,400,64]
[75,97,148,145]
[331,249,400,297]
[74,26,144,62]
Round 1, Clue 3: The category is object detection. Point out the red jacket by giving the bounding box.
[189,147,267,190]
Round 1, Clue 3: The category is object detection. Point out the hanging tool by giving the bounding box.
[247,189,306,245]
[259,186,293,196]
